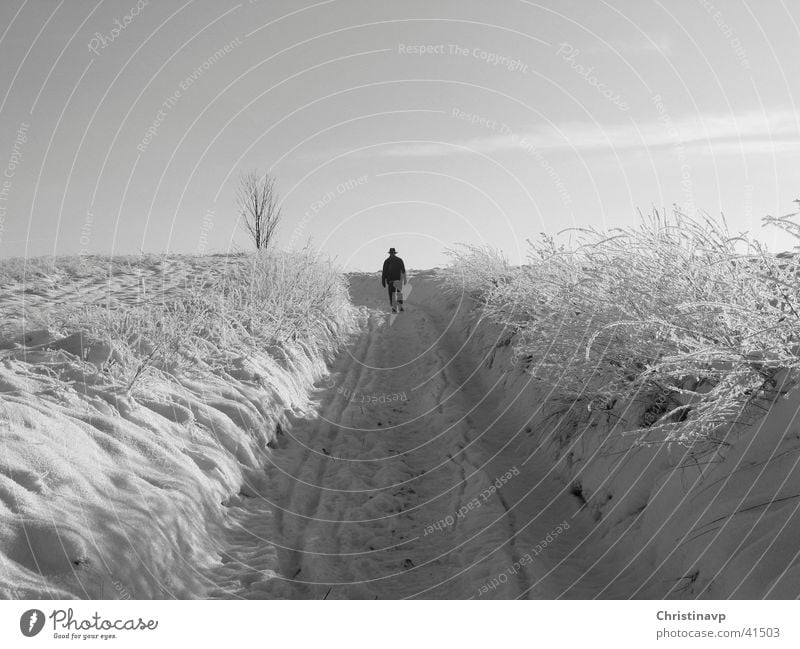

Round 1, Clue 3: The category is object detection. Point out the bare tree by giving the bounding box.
[237,170,282,250]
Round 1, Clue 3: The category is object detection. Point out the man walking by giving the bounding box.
[382,247,406,313]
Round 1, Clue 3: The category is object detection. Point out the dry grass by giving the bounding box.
[1,249,356,392]
[440,211,800,447]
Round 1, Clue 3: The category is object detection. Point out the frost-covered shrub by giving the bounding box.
[441,211,800,447]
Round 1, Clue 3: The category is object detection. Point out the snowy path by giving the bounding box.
[6,261,798,599]
[209,272,613,599]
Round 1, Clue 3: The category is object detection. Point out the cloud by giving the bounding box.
[359,109,800,159]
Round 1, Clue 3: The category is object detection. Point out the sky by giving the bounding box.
[0,0,799,271]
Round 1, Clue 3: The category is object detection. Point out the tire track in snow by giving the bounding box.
[212,272,523,599]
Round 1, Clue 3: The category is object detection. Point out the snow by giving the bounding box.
[0,255,349,599]
[207,272,601,599]
[460,292,800,598]
[2,258,799,599]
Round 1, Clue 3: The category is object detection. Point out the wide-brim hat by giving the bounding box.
[388,247,397,254]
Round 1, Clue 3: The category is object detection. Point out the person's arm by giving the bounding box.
[381,259,388,287]
[401,259,407,284]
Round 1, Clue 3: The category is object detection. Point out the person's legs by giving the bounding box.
[393,280,404,310]
[388,283,396,310]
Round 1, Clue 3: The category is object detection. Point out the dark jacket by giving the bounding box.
[382,255,406,286]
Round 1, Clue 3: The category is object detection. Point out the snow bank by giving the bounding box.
[443,278,800,598]
[0,252,357,599]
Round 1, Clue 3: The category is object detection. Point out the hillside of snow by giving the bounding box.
[2,247,799,599]
[454,296,800,598]
[0,252,357,598]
